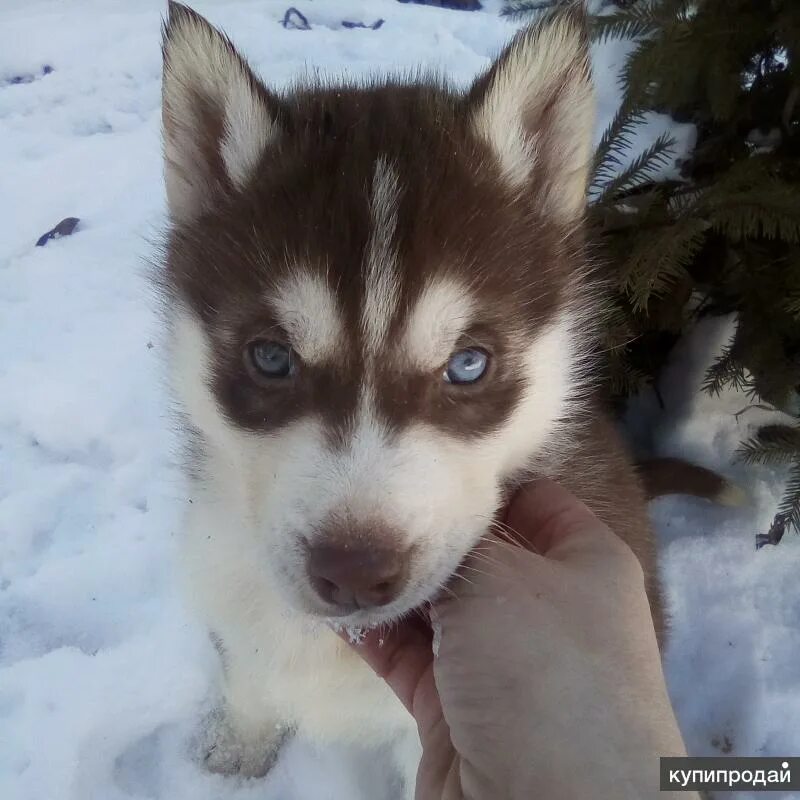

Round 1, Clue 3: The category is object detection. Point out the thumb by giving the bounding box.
[503,478,617,561]
[336,618,440,726]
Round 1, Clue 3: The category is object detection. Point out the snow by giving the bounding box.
[0,2,798,799]
[629,316,800,790]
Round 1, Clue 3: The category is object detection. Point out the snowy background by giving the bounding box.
[1,1,798,799]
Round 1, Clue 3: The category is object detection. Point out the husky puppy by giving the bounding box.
[159,2,729,792]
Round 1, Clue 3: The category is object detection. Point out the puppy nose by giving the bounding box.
[307,545,410,611]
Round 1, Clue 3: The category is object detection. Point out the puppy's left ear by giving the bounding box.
[469,7,595,221]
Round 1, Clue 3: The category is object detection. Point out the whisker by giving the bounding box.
[468,545,506,570]
[473,511,526,546]
[438,584,458,601]
[451,570,476,588]
[458,563,493,580]
[486,518,529,550]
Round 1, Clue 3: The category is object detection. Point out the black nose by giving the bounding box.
[306,544,410,611]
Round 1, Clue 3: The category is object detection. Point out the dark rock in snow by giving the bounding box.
[35,217,80,247]
[755,513,787,549]
[396,0,482,10]
[281,7,311,30]
[4,65,54,86]
[282,7,385,32]
[341,19,385,30]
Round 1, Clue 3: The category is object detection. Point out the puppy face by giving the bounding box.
[161,3,597,626]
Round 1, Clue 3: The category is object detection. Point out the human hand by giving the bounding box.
[349,479,694,800]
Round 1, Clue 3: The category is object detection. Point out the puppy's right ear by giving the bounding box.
[468,6,594,222]
[161,2,279,223]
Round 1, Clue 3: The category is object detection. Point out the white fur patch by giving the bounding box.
[170,309,243,454]
[180,476,415,757]
[171,295,586,775]
[401,277,475,370]
[163,7,600,779]
[269,271,343,364]
[219,72,273,189]
[171,299,586,620]
[472,14,594,218]
[488,310,586,476]
[163,8,275,221]
[362,158,402,354]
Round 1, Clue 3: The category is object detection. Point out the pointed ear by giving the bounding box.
[161,2,279,223]
[469,7,595,221]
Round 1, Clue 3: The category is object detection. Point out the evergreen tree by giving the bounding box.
[507,0,800,535]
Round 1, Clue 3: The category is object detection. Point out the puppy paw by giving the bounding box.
[197,710,289,778]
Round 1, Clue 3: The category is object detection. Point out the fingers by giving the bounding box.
[342,480,636,727]
[443,479,624,606]
[502,478,617,561]
[341,618,434,717]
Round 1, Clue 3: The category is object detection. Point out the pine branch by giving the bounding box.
[737,425,800,466]
[590,4,661,43]
[501,0,566,18]
[591,104,649,191]
[607,352,650,397]
[594,133,676,202]
[777,461,800,535]
[582,0,800,545]
[667,187,704,216]
[619,217,706,311]
[707,186,800,243]
[702,337,754,397]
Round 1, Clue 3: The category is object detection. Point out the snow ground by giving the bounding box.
[0,2,797,799]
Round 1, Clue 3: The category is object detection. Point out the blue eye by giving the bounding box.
[249,340,294,378]
[444,348,489,385]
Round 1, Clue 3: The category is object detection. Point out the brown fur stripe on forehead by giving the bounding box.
[164,73,590,440]
[166,77,579,308]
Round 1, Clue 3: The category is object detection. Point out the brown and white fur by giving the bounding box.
[158,2,728,793]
